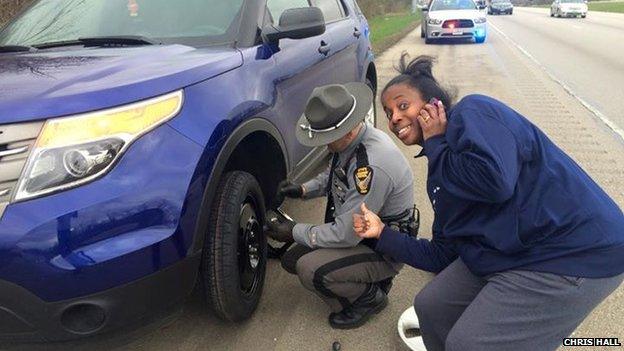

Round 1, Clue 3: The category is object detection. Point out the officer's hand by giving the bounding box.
[266,217,295,243]
[275,180,304,206]
[417,99,447,141]
[353,203,384,239]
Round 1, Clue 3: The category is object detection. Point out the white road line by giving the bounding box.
[489,22,624,141]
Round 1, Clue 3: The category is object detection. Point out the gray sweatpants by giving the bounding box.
[415,259,624,351]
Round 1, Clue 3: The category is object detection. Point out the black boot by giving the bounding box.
[328,284,388,329]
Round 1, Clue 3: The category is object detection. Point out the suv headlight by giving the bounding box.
[428,18,443,25]
[474,17,487,23]
[14,90,183,201]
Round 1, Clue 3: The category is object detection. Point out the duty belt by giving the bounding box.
[380,205,420,238]
[360,206,420,250]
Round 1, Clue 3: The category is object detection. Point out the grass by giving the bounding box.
[588,1,624,13]
[368,12,422,54]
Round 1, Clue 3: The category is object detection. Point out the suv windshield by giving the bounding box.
[431,0,477,11]
[0,0,245,47]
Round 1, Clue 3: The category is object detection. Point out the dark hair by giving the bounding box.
[382,53,455,109]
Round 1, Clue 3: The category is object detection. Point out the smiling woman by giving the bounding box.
[0,0,245,47]
[359,54,624,351]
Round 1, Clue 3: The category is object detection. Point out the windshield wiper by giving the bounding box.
[33,36,160,49]
[78,36,161,46]
[0,45,37,53]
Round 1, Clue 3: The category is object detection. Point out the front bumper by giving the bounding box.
[560,9,586,16]
[0,253,199,341]
[426,23,487,40]
[0,120,205,339]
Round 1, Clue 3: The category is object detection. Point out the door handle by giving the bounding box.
[318,41,331,56]
[353,27,361,38]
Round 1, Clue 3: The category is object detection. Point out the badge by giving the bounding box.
[354,166,373,195]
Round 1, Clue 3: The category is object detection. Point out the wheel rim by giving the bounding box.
[238,197,263,296]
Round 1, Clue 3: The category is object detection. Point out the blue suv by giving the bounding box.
[0,0,376,341]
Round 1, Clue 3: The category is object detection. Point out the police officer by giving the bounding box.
[267,83,416,329]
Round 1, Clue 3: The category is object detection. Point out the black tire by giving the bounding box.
[365,77,377,127]
[581,14,586,18]
[421,27,425,38]
[550,10,554,17]
[201,171,267,321]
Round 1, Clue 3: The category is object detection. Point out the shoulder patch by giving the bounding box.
[354,166,373,195]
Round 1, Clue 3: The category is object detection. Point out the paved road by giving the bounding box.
[3,18,624,351]
[487,7,624,139]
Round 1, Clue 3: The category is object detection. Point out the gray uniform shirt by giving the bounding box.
[293,124,414,248]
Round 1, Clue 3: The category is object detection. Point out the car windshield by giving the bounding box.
[431,0,477,11]
[0,0,245,47]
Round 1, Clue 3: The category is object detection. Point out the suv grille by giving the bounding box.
[442,19,474,28]
[0,121,44,218]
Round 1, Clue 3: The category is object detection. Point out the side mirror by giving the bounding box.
[262,7,326,44]
[420,5,430,11]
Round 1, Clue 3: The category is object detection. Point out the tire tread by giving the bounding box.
[201,171,265,321]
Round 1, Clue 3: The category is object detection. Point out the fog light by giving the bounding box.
[61,303,106,334]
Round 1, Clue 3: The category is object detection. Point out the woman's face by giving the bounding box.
[382,83,426,146]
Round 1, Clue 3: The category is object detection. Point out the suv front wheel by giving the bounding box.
[201,171,267,321]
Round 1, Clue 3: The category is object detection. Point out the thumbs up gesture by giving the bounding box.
[353,203,384,239]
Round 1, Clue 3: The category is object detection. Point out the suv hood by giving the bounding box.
[0,45,243,123]
[429,9,484,20]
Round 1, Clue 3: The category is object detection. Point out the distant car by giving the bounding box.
[421,0,487,44]
[551,0,588,17]
[488,0,513,14]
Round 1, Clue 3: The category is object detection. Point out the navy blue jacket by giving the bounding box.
[376,95,624,278]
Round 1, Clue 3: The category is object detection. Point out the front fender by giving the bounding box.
[185,117,288,255]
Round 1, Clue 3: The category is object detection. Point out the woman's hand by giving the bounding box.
[353,203,384,239]
[417,100,447,141]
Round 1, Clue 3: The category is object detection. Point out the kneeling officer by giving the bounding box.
[267,83,417,329]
